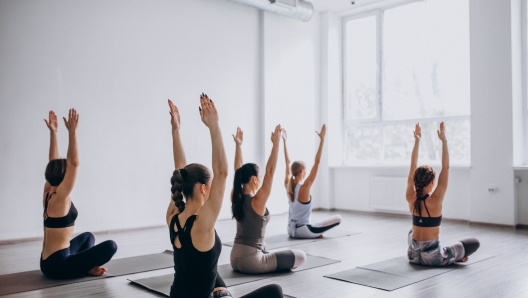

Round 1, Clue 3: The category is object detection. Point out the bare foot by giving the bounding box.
[456,256,469,262]
[317,234,324,239]
[88,266,107,276]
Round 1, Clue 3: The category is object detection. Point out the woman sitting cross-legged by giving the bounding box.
[166,96,283,298]
[230,126,306,274]
[40,109,117,279]
[406,122,479,266]
[282,125,342,239]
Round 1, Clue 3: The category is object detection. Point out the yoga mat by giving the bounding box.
[324,254,494,291]
[223,230,359,250]
[0,250,173,296]
[130,254,340,296]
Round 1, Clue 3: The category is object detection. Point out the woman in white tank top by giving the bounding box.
[282,125,342,238]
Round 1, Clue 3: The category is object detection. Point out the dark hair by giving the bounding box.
[170,163,211,213]
[45,159,67,186]
[287,161,306,202]
[231,163,259,221]
[413,165,436,216]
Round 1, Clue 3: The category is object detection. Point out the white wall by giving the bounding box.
[0,0,263,241]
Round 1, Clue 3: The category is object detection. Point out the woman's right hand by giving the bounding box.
[232,127,243,145]
[271,124,281,146]
[414,123,421,141]
[281,128,287,142]
[199,93,219,128]
[316,124,326,140]
[168,99,181,131]
[44,111,58,133]
[63,109,79,133]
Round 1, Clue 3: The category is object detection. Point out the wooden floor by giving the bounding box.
[2,210,528,298]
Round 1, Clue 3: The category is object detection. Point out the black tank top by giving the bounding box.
[169,214,222,298]
[43,192,78,228]
[412,194,442,227]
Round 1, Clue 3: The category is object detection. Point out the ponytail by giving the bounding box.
[170,163,211,213]
[231,163,259,221]
[288,161,306,202]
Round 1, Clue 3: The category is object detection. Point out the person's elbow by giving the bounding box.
[68,160,80,167]
[214,167,229,179]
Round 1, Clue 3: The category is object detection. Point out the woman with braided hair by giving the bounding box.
[166,96,283,298]
[229,126,306,274]
[406,122,479,266]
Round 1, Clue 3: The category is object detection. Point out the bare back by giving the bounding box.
[41,192,74,260]
[407,192,443,241]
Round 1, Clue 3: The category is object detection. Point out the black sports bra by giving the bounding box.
[43,192,78,228]
[412,194,442,227]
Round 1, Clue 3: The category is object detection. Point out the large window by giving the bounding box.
[344,0,470,165]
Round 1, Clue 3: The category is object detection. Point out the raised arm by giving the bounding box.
[166,100,186,223]
[197,94,228,231]
[169,99,186,169]
[232,127,243,171]
[432,122,449,199]
[406,124,421,200]
[44,111,59,193]
[282,128,291,189]
[56,109,79,201]
[252,125,281,214]
[301,124,326,191]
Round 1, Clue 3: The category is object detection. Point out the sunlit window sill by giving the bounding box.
[329,164,472,170]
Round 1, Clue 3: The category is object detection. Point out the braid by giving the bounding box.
[413,166,436,215]
[171,169,185,212]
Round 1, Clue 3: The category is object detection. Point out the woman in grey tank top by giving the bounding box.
[282,125,342,238]
[229,126,306,274]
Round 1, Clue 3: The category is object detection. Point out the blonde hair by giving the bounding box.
[287,161,306,202]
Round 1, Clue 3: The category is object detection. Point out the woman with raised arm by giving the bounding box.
[40,109,117,279]
[406,122,479,266]
[166,96,283,298]
[230,126,306,274]
[283,125,342,239]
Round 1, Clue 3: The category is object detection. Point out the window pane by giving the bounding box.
[383,0,470,121]
[346,125,381,161]
[345,16,377,121]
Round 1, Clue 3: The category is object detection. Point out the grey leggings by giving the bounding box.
[407,230,479,266]
[230,243,306,274]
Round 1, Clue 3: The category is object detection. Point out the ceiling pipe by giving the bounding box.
[227,0,314,22]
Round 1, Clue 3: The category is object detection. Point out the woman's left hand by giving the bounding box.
[44,111,58,132]
[271,124,281,145]
[316,124,326,140]
[199,93,219,128]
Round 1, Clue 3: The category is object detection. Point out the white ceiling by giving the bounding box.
[308,0,385,13]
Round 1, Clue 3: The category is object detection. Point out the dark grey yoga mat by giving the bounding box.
[223,230,359,249]
[324,254,494,291]
[129,254,340,296]
[0,250,173,296]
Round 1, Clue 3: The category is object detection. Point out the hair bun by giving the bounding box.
[179,168,188,179]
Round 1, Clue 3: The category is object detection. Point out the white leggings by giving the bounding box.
[288,214,342,239]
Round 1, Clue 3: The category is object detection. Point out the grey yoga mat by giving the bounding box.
[0,250,174,296]
[324,254,494,291]
[129,254,340,296]
[223,230,359,250]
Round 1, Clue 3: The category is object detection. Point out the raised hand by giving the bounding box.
[281,128,287,142]
[168,99,181,131]
[63,108,79,133]
[414,123,421,141]
[316,124,326,140]
[437,122,447,142]
[199,93,219,128]
[271,124,281,145]
[44,111,58,132]
[232,127,243,145]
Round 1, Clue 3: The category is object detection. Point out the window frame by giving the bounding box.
[342,0,471,166]
[522,0,528,165]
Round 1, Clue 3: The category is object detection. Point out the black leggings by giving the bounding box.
[40,232,117,279]
[213,284,283,298]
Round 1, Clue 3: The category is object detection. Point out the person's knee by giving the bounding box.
[460,238,479,257]
[291,249,306,268]
[101,240,118,255]
[262,284,283,297]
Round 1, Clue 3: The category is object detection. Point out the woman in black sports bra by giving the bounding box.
[166,96,283,298]
[406,122,479,266]
[40,109,117,279]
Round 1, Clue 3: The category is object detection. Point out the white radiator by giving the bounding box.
[369,177,409,213]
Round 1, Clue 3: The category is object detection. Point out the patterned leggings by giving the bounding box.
[407,230,466,266]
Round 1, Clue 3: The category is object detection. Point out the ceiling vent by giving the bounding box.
[227,0,314,22]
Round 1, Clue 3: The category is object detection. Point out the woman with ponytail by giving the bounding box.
[166,96,282,298]
[406,122,479,266]
[230,127,306,274]
[282,125,342,239]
